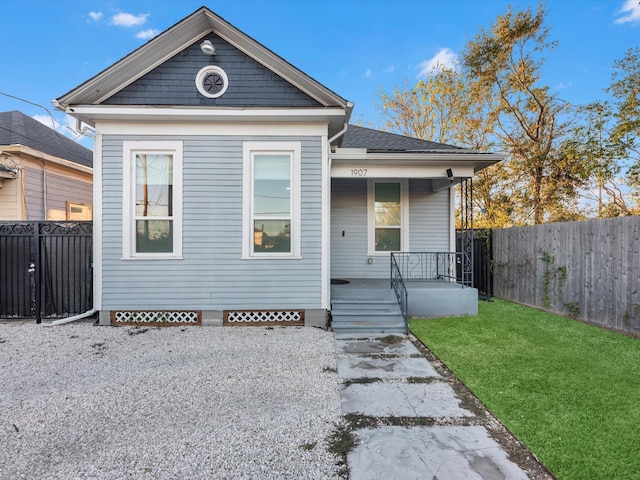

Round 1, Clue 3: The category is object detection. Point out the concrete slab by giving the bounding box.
[340,382,473,418]
[348,426,529,480]
[337,357,440,380]
[336,338,420,356]
[334,333,404,341]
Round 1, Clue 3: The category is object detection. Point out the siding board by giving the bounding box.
[101,135,323,310]
[330,178,451,279]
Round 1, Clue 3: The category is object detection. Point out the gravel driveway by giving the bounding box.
[0,324,343,479]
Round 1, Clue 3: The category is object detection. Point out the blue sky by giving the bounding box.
[1,0,639,146]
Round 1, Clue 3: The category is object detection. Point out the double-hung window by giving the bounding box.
[368,179,409,254]
[123,141,183,258]
[243,142,301,258]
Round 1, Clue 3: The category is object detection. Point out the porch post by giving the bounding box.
[459,178,473,288]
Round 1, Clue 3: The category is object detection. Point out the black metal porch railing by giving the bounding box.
[391,252,471,287]
[390,253,408,333]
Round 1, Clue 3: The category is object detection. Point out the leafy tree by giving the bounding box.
[378,4,600,226]
[562,101,638,217]
[462,3,594,225]
[379,68,485,147]
[607,47,640,211]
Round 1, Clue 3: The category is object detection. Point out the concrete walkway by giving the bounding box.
[335,334,531,480]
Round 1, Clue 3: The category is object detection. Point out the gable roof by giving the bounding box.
[55,6,349,110]
[0,111,92,168]
[341,125,465,152]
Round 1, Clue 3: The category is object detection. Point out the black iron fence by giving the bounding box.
[456,229,493,298]
[0,222,93,323]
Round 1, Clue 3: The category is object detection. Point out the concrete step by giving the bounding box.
[331,308,402,317]
[332,298,399,306]
[330,285,406,334]
[332,313,404,323]
[331,314,406,335]
[332,324,407,335]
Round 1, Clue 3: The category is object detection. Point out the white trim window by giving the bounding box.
[123,141,183,258]
[243,142,301,258]
[368,179,409,254]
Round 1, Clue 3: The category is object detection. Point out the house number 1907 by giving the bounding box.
[350,168,367,177]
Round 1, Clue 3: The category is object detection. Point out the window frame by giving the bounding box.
[367,179,409,255]
[122,141,183,259]
[242,141,301,259]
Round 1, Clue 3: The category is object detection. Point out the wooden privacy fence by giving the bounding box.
[0,222,93,323]
[493,217,640,335]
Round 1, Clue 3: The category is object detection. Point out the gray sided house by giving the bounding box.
[54,7,502,331]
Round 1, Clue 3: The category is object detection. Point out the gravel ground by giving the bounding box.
[0,323,343,480]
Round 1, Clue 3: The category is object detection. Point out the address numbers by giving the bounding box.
[350,168,368,177]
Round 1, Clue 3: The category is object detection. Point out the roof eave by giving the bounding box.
[330,151,504,174]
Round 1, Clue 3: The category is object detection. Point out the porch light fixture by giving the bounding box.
[446,168,454,182]
[200,40,215,55]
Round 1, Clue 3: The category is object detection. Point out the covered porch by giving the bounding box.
[326,126,501,334]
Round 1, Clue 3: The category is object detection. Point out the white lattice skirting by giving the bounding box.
[112,311,201,326]
[224,310,305,326]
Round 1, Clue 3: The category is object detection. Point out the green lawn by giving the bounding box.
[410,299,640,480]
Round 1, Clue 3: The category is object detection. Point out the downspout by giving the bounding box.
[323,102,353,316]
[45,309,97,326]
[328,101,353,145]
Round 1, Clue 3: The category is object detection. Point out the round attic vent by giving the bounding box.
[195,65,229,99]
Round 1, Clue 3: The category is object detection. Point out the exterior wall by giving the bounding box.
[100,134,324,311]
[44,169,92,220]
[330,178,450,279]
[104,34,322,108]
[24,166,44,220]
[0,173,20,220]
[21,158,92,221]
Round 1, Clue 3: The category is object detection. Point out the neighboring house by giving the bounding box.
[54,7,502,329]
[0,111,93,221]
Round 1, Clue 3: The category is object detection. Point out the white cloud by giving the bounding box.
[364,69,373,78]
[136,29,160,40]
[615,0,640,24]
[383,65,396,74]
[111,12,149,27]
[88,11,103,21]
[417,48,459,77]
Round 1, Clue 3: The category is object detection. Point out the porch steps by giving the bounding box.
[330,288,406,335]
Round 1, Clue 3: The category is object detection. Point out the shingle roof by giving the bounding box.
[0,111,92,168]
[341,125,466,152]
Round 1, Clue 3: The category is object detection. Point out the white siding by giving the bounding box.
[100,135,323,311]
[330,178,450,279]
[0,176,19,220]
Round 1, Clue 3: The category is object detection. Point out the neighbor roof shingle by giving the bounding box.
[0,111,92,168]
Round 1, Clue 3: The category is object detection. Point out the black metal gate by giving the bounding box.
[456,229,493,298]
[0,222,93,323]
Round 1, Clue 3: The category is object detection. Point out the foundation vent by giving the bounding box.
[223,310,304,326]
[111,311,202,326]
